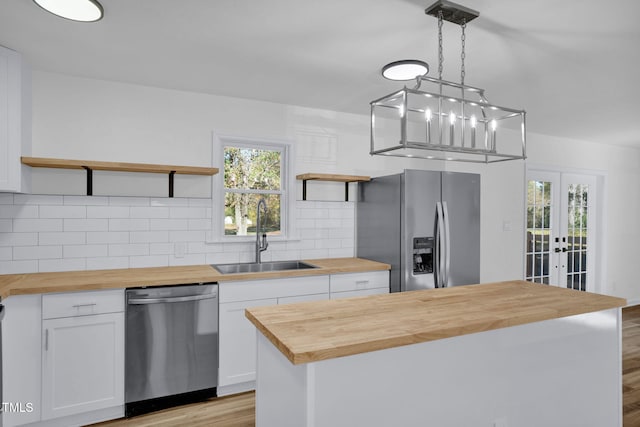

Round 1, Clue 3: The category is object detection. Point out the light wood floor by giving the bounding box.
[95,306,640,427]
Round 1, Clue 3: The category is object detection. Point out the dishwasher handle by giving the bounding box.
[128,292,218,305]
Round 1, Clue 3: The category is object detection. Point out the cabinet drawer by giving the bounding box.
[219,275,329,303]
[43,289,124,319]
[330,271,389,293]
[330,287,389,300]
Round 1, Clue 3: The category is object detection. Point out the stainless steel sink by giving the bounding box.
[212,260,319,274]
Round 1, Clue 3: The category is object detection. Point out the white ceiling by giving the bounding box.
[1,0,639,147]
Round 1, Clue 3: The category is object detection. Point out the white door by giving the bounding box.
[525,171,598,291]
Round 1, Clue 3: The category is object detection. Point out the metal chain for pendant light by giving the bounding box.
[460,19,466,85]
[438,10,444,80]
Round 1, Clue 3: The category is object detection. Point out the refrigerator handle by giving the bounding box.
[435,202,445,288]
[442,201,451,288]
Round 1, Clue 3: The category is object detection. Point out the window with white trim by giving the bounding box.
[213,135,293,241]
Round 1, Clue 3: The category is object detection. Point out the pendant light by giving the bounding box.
[33,0,104,22]
[370,0,526,163]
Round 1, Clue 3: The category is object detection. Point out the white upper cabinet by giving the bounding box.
[0,45,31,193]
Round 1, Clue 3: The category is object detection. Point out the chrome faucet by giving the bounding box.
[255,198,269,263]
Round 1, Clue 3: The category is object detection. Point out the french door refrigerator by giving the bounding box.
[357,169,480,293]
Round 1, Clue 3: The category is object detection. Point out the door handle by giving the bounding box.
[128,292,218,305]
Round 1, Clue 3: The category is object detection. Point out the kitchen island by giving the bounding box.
[245,280,627,427]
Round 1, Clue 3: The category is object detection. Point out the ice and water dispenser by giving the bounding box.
[412,237,433,275]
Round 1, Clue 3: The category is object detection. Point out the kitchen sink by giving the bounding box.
[212,260,319,274]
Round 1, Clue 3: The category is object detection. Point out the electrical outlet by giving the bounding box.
[174,242,185,258]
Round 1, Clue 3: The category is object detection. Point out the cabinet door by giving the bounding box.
[219,298,277,387]
[42,312,124,420]
[0,45,30,193]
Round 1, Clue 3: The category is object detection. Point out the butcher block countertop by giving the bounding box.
[245,280,627,365]
[0,257,389,300]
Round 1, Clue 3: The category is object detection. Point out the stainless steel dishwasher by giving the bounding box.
[125,283,218,417]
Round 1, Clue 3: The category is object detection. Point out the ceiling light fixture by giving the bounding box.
[382,60,429,81]
[33,0,104,22]
[370,0,526,163]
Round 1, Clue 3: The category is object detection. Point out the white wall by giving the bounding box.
[1,70,638,301]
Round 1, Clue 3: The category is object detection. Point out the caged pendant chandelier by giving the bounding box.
[370,0,526,163]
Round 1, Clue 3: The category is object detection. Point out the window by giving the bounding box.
[213,134,293,241]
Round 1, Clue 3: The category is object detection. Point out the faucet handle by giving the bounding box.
[261,233,269,250]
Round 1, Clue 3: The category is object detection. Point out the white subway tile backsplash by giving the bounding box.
[86,257,129,271]
[130,207,169,219]
[0,194,356,274]
[64,244,108,258]
[205,252,240,264]
[130,255,169,268]
[108,244,149,257]
[13,219,63,232]
[0,232,38,247]
[300,249,330,259]
[187,242,223,254]
[0,247,11,261]
[150,219,189,231]
[0,219,12,232]
[39,232,86,246]
[14,246,62,260]
[151,198,189,207]
[169,254,206,266]
[39,258,86,273]
[64,218,108,232]
[40,205,86,219]
[169,207,207,219]
[298,208,328,219]
[14,194,63,205]
[109,218,149,231]
[0,205,39,219]
[149,243,174,255]
[188,219,211,230]
[130,231,169,244]
[0,260,38,274]
[87,206,130,218]
[108,197,150,206]
[169,230,204,242]
[86,231,129,244]
[64,195,109,206]
[188,198,212,207]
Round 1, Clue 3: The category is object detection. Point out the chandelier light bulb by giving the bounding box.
[449,111,456,124]
[470,115,477,128]
[491,119,497,131]
[399,104,405,118]
[470,115,477,148]
[425,108,432,121]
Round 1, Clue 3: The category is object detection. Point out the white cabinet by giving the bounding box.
[41,289,124,422]
[219,298,277,387]
[218,275,330,394]
[2,295,42,427]
[329,271,389,299]
[0,45,31,193]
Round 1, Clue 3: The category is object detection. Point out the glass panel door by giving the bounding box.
[561,174,597,292]
[525,171,598,292]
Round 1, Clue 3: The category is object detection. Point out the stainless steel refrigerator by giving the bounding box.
[357,169,480,292]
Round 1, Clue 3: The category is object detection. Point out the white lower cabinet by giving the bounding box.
[219,298,278,388]
[218,271,390,395]
[41,312,124,420]
[217,275,330,395]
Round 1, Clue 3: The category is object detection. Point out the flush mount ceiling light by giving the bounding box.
[33,0,104,22]
[370,0,526,163]
[382,60,429,81]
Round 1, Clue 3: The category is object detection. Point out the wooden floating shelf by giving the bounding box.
[296,173,371,201]
[21,156,219,197]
